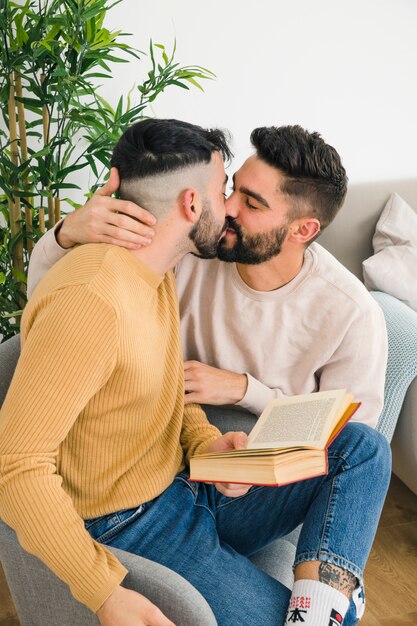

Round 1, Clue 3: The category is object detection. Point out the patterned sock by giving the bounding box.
[285,579,350,625]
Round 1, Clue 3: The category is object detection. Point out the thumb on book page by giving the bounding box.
[208,431,248,453]
[231,431,248,450]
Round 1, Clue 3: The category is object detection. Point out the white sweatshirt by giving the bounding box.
[28,228,388,428]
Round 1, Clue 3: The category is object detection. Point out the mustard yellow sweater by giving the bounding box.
[0,244,220,612]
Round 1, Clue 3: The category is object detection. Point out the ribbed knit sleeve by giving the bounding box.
[0,285,127,612]
[181,403,221,462]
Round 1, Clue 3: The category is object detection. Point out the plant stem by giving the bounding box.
[7,72,25,295]
[54,196,60,222]
[15,70,34,254]
[38,193,46,232]
[41,72,54,228]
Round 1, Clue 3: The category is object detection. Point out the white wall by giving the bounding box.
[100,0,417,186]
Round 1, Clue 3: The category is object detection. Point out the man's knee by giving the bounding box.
[345,422,391,485]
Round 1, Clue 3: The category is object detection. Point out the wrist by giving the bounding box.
[230,373,248,404]
[96,585,123,618]
[54,218,75,249]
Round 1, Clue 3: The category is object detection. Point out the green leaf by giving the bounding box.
[61,197,82,210]
[14,96,44,108]
[165,80,190,90]
[50,182,80,190]
[10,190,37,198]
[92,53,129,63]
[94,150,111,169]
[83,72,112,79]
[85,154,99,178]
[95,93,115,114]
[11,269,26,283]
[183,76,205,91]
[30,146,51,159]
[2,310,23,319]
[57,163,88,178]
[115,95,123,120]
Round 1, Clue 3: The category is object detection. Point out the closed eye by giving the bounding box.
[245,198,258,210]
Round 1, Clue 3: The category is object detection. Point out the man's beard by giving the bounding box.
[189,201,227,259]
[217,217,288,264]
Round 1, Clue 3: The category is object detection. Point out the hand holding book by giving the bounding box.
[205,431,251,497]
[190,389,360,487]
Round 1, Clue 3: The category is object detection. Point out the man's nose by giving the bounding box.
[225,194,239,219]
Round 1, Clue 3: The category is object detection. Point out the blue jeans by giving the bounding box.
[85,423,391,625]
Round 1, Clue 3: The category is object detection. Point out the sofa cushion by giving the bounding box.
[363,193,417,312]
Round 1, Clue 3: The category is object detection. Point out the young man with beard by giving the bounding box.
[26,125,390,626]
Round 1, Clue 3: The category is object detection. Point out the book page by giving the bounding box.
[247,389,349,449]
[251,398,334,443]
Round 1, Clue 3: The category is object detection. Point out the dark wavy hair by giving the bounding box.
[251,125,348,231]
[111,118,232,180]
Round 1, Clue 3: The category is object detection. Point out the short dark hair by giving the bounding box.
[250,125,348,231]
[111,118,232,180]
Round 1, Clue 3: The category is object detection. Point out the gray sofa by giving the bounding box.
[319,179,417,495]
[1,179,416,624]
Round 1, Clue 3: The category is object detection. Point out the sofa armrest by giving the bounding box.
[370,291,417,442]
[111,545,217,625]
[391,376,417,495]
[0,519,216,626]
[370,291,417,495]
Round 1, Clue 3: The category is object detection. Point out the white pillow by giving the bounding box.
[363,193,417,312]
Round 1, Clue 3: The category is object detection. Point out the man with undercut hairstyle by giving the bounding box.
[1,118,242,626]
[26,124,390,626]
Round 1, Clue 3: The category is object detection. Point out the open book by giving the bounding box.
[189,389,360,486]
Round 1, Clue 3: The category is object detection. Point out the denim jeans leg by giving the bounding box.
[294,425,391,605]
[215,423,391,625]
[85,424,389,625]
[86,473,291,626]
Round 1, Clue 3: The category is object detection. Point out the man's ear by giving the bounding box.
[288,218,321,245]
[181,189,201,224]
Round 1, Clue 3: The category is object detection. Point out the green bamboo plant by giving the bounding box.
[0,0,215,339]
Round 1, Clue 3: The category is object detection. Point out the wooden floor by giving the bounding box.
[360,474,417,626]
[1,473,417,625]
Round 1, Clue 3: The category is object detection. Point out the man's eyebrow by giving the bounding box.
[232,173,270,208]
